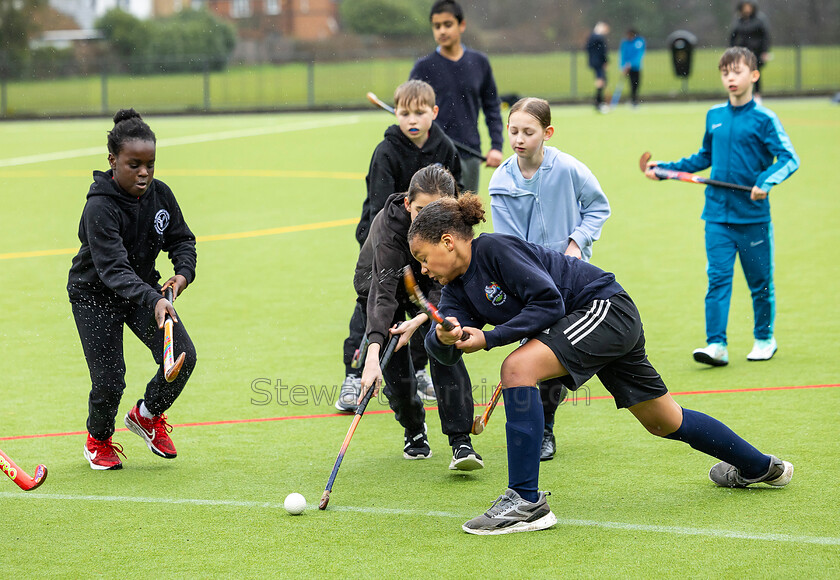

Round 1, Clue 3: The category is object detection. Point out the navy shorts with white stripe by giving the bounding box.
[532,291,668,409]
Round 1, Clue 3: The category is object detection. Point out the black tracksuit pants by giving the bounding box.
[343,303,429,377]
[70,290,196,441]
[359,297,474,445]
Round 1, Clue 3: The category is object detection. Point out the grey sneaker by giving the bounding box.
[709,455,793,488]
[415,369,436,402]
[462,489,557,535]
[334,375,361,412]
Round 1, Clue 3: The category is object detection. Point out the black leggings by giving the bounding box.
[361,300,475,444]
[71,291,196,440]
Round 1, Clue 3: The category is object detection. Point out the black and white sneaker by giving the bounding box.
[462,489,557,535]
[449,443,484,471]
[540,428,556,461]
[403,426,432,460]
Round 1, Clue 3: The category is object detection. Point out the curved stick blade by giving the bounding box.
[164,352,186,383]
[639,151,652,172]
[319,490,330,510]
[471,415,484,435]
[28,465,48,490]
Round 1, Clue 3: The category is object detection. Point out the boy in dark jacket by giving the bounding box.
[338,80,462,411]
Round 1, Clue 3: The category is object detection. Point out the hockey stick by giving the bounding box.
[365,91,488,162]
[350,334,369,370]
[163,287,186,383]
[610,78,624,107]
[0,448,47,491]
[319,334,399,510]
[639,152,753,192]
[403,267,501,435]
[471,381,503,435]
[402,266,468,341]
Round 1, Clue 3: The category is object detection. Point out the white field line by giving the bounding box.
[2,491,838,546]
[0,116,360,168]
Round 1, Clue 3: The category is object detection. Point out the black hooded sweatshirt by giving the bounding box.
[355,123,461,246]
[67,170,196,311]
[354,192,442,349]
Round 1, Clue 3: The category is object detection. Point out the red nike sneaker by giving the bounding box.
[84,434,125,470]
[124,404,177,459]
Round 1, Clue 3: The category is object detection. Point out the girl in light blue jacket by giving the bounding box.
[489,98,611,262]
[488,97,611,460]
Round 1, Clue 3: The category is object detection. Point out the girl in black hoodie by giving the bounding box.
[354,165,482,471]
[68,109,197,470]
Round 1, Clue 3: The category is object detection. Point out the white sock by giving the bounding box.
[139,401,154,419]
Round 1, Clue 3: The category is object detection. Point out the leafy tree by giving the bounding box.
[340,0,431,38]
[0,0,44,74]
[97,8,236,72]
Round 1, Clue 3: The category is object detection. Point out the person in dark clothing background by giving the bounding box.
[586,22,611,113]
[730,1,771,100]
[68,108,197,471]
[410,0,504,194]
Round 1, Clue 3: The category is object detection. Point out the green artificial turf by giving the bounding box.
[1,99,838,577]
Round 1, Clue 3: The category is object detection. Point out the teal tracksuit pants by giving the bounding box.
[704,221,775,345]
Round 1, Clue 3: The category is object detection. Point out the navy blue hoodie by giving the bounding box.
[426,233,623,365]
[67,170,196,310]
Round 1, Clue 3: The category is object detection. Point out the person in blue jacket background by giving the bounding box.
[646,47,799,367]
[619,28,646,106]
[489,97,610,461]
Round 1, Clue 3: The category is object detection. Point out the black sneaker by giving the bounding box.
[540,428,556,461]
[449,443,484,471]
[403,426,432,460]
[462,489,557,535]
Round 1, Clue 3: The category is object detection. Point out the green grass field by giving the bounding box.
[1,98,839,577]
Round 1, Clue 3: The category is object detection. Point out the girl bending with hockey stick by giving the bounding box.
[355,164,483,470]
[68,109,197,470]
[408,194,793,535]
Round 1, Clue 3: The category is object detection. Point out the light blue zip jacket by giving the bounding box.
[488,146,610,262]
[657,99,799,224]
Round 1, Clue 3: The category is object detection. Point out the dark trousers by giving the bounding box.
[70,291,196,441]
[343,302,428,377]
[362,300,475,444]
[628,69,641,104]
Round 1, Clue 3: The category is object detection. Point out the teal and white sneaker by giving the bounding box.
[462,489,556,535]
[709,455,793,488]
[747,337,777,361]
[693,343,729,367]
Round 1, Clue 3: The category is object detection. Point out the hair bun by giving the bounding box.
[113,108,141,124]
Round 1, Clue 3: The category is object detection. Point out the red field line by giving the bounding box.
[2,383,837,441]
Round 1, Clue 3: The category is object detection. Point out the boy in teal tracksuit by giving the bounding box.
[646,47,798,366]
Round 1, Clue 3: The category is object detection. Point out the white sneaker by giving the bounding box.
[747,337,777,361]
[335,375,361,412]
[693,343,729,367]
[415,369,436,402]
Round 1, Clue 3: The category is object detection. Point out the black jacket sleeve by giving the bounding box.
[365,234,406,348]
[160,185,197,285]
[360,143,398,244]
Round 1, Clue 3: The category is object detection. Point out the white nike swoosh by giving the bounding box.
[750,240,764,247]
[711,123,722,130]
[88,449,97,461]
